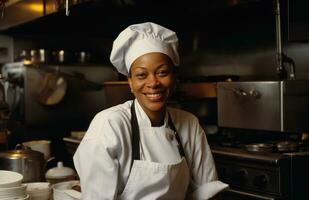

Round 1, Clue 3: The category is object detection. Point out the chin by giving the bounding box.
[143,101,166,113]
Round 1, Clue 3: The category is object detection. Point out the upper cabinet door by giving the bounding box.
[0,0,44,31]
[45,0,59,15]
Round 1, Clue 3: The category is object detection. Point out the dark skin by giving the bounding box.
[128,52,176,127]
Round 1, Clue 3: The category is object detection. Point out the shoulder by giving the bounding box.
[167,107,203,142]
[168,106,199,124]
[84,100,133,140]
[94,100,132,123]
[76,101,133,159]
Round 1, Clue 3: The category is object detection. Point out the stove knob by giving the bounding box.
[253,174,268,188]
[233,169,248,185]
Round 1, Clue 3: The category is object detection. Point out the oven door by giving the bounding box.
[217,189,283,200]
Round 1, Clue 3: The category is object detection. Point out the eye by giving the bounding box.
[135,72,147,79]
[157,69,170,77]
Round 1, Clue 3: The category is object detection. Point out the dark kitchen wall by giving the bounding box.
[176,0,309,80]
[3,0,309,80]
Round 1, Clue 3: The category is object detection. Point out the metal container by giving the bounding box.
[217,80,309,132]
[0,149,45,182]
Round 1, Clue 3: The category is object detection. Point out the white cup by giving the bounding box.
[22,140,51,160]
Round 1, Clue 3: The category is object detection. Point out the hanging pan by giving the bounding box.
[37,72,68,106]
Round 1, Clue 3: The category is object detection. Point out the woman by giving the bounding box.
[73,22,228,199]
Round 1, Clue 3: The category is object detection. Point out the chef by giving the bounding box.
[73,22,228,200]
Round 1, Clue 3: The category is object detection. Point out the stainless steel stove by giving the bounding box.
[211,144,309,200]
[213,80,309,199]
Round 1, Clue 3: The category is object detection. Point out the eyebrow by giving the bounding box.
[133,63,171,70]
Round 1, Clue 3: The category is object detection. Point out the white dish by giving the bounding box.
[53,180,80,200]
[26,182,50,192]
[26,182,51,200]
[0,184,27,195]
[70,131,85,140]
[1,194,30,200]
[0,170,23,188]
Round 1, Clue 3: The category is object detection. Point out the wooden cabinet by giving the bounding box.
[0,0,44,31]
[0,0,95,31]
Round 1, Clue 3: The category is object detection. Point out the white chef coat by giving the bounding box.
[73,100,228,200]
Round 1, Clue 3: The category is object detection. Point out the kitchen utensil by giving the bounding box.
[276,141,299,152]
[64,189,82,200]
[37,72,68,106]
[45,161,75,184]
[22,140,51,160]
[245,143,275,152]
[75,51,91,64]
[26,182,51,200]
[0,184,27,200]
[52,50,73,64]
[0,149,45,182]
[0,170,23,188]
[301,132,309,142]
[52,180,80,200]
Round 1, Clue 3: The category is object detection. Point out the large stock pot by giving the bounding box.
[0,149,45,182]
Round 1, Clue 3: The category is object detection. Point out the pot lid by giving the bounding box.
[0,149,44,159]
[45,161,75,178]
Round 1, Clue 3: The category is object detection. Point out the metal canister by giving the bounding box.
[0,149,45,182]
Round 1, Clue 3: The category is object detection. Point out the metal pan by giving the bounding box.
[276,141,299,152]
[245,143,275,153]
[37,72,68,106]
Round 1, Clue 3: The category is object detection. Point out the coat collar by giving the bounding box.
[134,99,169,128]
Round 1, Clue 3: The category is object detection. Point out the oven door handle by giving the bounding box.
[226,189,279,200]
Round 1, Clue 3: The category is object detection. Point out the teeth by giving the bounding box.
[146,93,161,97]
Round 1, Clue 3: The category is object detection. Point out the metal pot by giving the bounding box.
[30,49,51,64]
[0,149,45,182]
[52,50,73,64]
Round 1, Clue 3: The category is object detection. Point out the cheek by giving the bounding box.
[164,78,175,90]
[131,80,145,92]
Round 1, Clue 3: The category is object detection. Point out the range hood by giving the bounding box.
[0,0,265,37]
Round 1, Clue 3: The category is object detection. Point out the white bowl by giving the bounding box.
[26,182,51,200]
[0,184,27,197]
[0,170,23,188]
[29,191,51,200]
[19,194,30,200]
[1,193,30,200]
[53,180,80,200]
[26,182,50,192]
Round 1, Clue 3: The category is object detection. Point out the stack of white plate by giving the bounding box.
[53,180,81,200]
[26,182,51,200]
[0,170,29,200]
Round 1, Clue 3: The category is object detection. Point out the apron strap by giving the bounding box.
[168,113,186,158]
[130,101,186,166]
[131,101,140,163]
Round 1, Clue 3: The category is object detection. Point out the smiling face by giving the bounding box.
[128,52,175,120]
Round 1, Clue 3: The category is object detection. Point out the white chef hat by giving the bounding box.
[110,22,179,76]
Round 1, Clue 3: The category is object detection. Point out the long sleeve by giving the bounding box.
[168,108,228,199]
[73,108,131,200]
[188,122,228,199]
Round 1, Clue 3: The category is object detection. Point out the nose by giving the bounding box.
[146,74,159,88]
